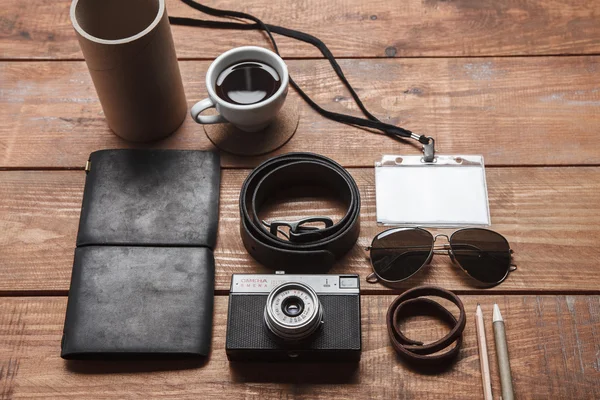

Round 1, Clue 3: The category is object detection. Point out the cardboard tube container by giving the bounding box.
[70,0,187,141]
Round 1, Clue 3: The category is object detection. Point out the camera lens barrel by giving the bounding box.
[264,282,323,341]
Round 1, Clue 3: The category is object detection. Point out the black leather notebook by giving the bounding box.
[61,150,220,359]
[77,149,220,247]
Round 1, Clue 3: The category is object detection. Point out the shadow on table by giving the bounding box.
[229,362,359,384]
[364,259,434,292]
[66,355,209,374]
[393,352,458,375]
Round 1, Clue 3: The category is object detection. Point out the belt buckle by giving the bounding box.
[264,216,334,242]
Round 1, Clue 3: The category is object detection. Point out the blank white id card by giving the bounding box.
[375,155,491,227]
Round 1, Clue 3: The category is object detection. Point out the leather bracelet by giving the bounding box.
[239,152,361,272]
[387,286,466,365]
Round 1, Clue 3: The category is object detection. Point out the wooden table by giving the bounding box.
[1,0,599,398]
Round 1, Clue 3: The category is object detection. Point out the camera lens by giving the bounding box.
[264,282,323,341]
[282,296,304,317]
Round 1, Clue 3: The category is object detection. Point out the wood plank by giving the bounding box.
[2,57,600,169]
[1,167,600,294]
[0,295,598,399]
[2,0,600,59]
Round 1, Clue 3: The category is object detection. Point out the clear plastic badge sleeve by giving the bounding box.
[375,155,491,227]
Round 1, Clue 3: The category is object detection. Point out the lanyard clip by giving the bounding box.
[422,137,435,163]
[410,133,435,163]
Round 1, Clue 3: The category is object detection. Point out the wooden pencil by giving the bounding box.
[475,304,493,400]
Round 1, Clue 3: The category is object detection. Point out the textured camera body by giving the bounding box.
[226,273,361,362]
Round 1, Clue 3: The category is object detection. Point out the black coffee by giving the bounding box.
[215,60,281,105]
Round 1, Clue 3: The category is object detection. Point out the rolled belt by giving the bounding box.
[387,286,466,365]
[239,152,361,272]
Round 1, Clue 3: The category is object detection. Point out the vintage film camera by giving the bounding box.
[226,272,361,362]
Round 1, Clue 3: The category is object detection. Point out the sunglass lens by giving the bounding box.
[450,229,511,285]
[370,228,433,282]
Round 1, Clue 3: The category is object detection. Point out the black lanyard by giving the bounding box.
[170,0,435,160]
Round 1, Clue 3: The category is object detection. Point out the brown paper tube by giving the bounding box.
[70,0,187,142]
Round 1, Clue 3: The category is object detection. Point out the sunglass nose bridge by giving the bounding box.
[433,233,451,242]
[432,234,454,257]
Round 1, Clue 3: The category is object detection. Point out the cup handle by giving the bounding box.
[190,98,227,124]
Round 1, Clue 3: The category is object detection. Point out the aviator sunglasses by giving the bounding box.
[366,227,516,287]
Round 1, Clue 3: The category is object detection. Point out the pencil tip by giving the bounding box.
[493,303,503,322]
[476,304,482,316]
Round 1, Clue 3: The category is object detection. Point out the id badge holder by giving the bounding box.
[375,154,491,227]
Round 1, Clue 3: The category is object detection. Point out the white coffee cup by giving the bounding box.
[191,46,289,132]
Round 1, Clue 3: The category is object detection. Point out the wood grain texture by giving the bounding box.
[0,295,598,399]
[2,57,600,168]
[2,167,600,293]
[3,1,599,399]
[2,0,600,59]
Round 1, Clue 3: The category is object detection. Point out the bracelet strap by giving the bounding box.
[386,286,466,365]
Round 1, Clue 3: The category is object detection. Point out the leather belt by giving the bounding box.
[387,286,466,365]
[239,152,361,272]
